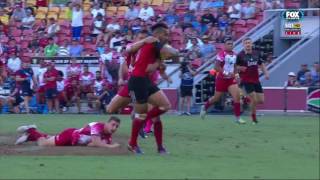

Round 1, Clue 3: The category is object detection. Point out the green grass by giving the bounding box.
[0,114,319,179]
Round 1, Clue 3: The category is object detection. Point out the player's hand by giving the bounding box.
[238,66,247,72]
[144,36,159,44]
[118,79,125,86]
[167,77,173,84]
[265,73,270,80]
[109,143,120,148]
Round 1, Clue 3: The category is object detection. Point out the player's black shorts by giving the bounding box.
[13,95,24,106]
[180,86,193,97]
[21,87,33,97]
[128,76,160,104]
[241,82,263,94]
[46,88,58,99]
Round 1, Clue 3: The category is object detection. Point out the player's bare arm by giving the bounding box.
[87,136,120,148]
[126,36,159,54]
[214,60,223,73]
[259,63,270,80]
[118,62,128,86]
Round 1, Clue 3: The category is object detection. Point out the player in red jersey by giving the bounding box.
[236,37,269,124]
[79,64,95,96]
[127,23,179,154]
[200,38,245,124]
[106,30,153,114]
[15,116,120,148]
[44,62,60,113]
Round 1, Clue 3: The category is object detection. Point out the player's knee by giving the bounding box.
[106,106,113,114]
[257,98,264,104]
[160,102,171,112]
[135,113,147,120]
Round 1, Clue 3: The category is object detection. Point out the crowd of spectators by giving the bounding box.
[285,62,320,87]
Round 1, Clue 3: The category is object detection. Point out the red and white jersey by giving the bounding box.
[37,67,47,87]
[73,122,112,145]
[216,50,237,79]
[80,72,95,86]
[93,79,107,96]
[57,80,66,92]
[66,64,81,77]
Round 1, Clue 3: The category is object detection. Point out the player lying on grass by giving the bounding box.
[15,116,121,148]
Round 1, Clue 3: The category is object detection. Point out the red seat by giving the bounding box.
[82,26,92,35]
[83,19,93,26]
[84,44,96,51]
[233,19,246,28]
[0,36,9,43]
[246,19,259,29]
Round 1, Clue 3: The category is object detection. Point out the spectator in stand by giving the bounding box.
[164,9,179,27]
[199,35,216,59]
[7,52,21,74]
[303,72,315,87]
[28,37,42,55]
[57,39,70,56]
[91,13,105,38]
[11,4,26,22]
[38,31,49,48]
[227,0,242,22]
[15,61,37,114]
[125,29,134,42]
[36,0,47,7]
[71,3,83,40]
[44,37,59,57]
[207,0,224,8]
[297,64,310,86]
[284,72,300,87]
[91,3,105,18]
[311,62,320,86]
[68,39,83,57]
[131,18,142,34]
[201,8,217,35]
[0,22,8,36]
[241,0,256,19]
[125,3,139,21]
[182,10,197,30]
[222,25,235,41]
[96,40,106,55]
[0,7,9,25]
[47,18,60,38]
[66,58,81,81]
[138,1,154,21]
[200,0,210,10]
[7,39,19,56]
[218,13,230,32]
[107,15,121,32]
[35,19,47,32]
[44,62,59,113]
[21,9,35,29]
[109,32,122,50]
[186,38,201,60]
[207,23,223,42]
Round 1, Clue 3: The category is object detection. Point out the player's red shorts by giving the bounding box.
[215,78,237,92]
[54,128,77,146]
[37,86,46,93]
[117,84,130,98]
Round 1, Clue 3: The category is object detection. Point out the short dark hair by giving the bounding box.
[96,70,101,73]
[151,23,168,32]
[224,37,233,43]
[108,116,121,123]
[242,37,252,42]
[58,70,64,77]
